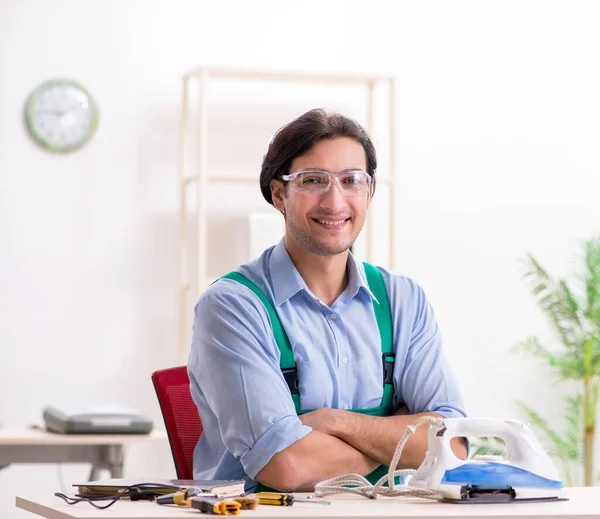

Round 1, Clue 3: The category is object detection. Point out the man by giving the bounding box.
[188,108,467,493]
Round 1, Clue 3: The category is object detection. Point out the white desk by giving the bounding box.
[0,428,168,480]
[14,488,600,519]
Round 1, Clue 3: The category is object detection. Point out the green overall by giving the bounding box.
[220,263,395,491]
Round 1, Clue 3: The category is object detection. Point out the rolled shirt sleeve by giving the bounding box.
[188,279,312,480]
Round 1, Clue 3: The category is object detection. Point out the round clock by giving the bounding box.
[24,78,99,153]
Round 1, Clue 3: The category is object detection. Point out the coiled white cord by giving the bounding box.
[313,416,444,500]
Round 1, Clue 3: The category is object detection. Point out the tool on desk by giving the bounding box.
[190,496,242,515]
[75,477,245,498]
[409,418,569,503]
[156,487,213,506]
[256,491,331,506]
[232,496,259,510]
[55,482,186,510]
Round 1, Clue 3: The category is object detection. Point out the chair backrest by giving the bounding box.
[151,366,203,480]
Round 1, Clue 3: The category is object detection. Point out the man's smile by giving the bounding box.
[311,216,351,230]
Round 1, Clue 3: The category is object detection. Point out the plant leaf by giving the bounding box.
[562,394,583,463]
[583,237,600,325]
[520,254,584,355]
[515,402,572,459]
[559,280,582,328]
[468,436,507,458]
[513,337,579,379]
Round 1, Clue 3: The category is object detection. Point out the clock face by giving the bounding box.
[24,79,99,153]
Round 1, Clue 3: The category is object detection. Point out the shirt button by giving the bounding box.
[330,313,337,320]
[343,404,350,410]
[342,357,348,364]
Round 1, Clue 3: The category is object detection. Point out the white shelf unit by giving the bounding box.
[178,66,398,362]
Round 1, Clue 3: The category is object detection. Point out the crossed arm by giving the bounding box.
[256,428,379,492]
[256,407,468,492]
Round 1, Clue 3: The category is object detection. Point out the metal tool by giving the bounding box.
[231,496,259,510]
[156,487,213,506]
[292,493,331,505]
[409,418,568,503]
[256,492,330,506]
[189,496,241,515]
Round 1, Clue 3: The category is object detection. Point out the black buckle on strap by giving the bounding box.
[382,353,395,385]
[282,368,299,394]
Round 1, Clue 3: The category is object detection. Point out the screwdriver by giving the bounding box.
[256,492,330,506]
[156,487,210,506]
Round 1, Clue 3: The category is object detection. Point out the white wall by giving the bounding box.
[2,0,600,515]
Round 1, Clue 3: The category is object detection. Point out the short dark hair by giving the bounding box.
[259,108,377,205]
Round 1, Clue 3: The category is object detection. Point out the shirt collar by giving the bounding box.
[346,252,380,305]
[269,238,307,306]
[269,238,379,306]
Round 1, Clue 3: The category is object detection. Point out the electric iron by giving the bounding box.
[409,418,568,503]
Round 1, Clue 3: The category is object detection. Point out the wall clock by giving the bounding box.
[24,78,99,153]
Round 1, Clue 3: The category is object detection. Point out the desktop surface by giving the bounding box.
[16,487,600,519]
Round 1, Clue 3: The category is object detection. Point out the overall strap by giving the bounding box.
[221,267,396,492]
[219,272,301,411]
[362,262,395,409]
[219,265,395,412]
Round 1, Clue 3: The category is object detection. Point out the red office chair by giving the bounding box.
[151,366,203,480]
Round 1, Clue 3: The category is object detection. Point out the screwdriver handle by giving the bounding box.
[256,492,294,506]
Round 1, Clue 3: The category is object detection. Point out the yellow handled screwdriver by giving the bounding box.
[256,492,330,506]
[156,487,209,506]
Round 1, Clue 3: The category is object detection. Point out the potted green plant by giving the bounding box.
[511,236,600,486]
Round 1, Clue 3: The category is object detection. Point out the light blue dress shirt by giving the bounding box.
[188,238,466,491]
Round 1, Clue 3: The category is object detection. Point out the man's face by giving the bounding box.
[271,137,371,257]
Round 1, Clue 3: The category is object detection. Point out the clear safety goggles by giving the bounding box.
[280,169,372,197]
